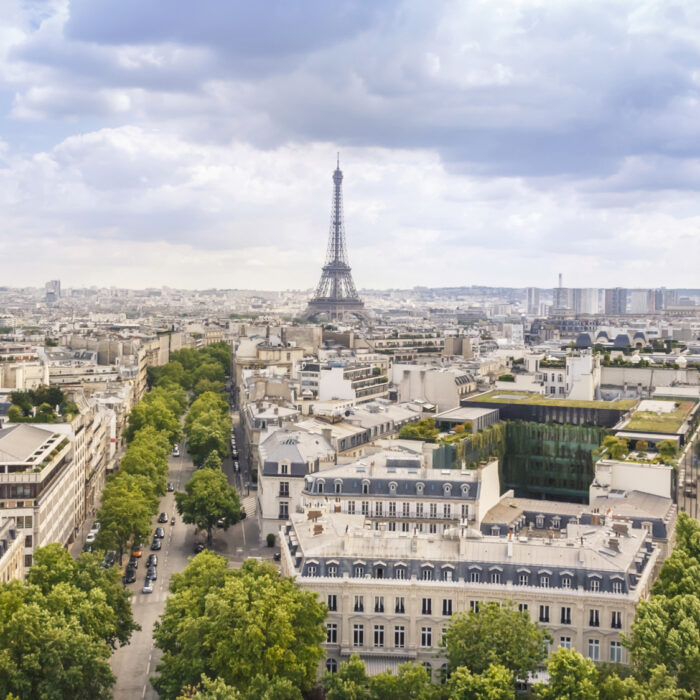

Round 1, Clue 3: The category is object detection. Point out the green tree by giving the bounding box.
[535,648,598,699]
[369,662,438,700]
[398,418,440,442]
[27,544,139,648]
[95,472,154,562]
[674,512,700,559]
[126,397,181,444]
[175,468,240,546]
[601,435,629,460]
[7,405,22,422]
[150,361,186,389]
[599,665,692,700]
[193,378,225,398]
[626,593,700,693]
[322,654,369,700]
[657,440,678,460]
[443,602,550,679]
[446,664,515,700]
[651,549,700,598]
[145,384,188,417]
[187,417,229,466]
[153,556,326,700]
[201,450,223,471]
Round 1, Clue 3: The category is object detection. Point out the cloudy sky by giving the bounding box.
[1,0,699,290]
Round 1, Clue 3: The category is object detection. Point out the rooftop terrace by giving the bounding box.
[469,390,637,411]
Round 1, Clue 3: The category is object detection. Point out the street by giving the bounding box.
[109,407,269,699]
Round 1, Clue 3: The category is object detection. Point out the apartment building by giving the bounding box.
[300,361,389,404]
[0,518,24,582]
[0,424,78,568]
[281,509,659,676]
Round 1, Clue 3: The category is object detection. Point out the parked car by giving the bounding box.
[101,551,116,569]
[194,543,205,554]
[90,521,100,534]
[86,532,96,544]
[172,445,180,457]
[157,512,168,523]
[142,579,153,594]
[132,544,143,558]
[167,482,174,492]
[123,567,136,584]
[150,539,162,551]
[128,556,138,570]
[233,460,239,472]
[146,566,157,581]
[147,554,158,567]
[154,527,165,538]
[273,552,281,562]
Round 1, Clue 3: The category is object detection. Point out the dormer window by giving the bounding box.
[362,480,370,495]
[443,484,452,497]
[535,514,545,529]
[461,484,470,497]
[334,479,342,494]
[552,516,561,529]
[416,482,425,495]
[317,479,325,494]
[561,577,572,589]
[389,481,398,494]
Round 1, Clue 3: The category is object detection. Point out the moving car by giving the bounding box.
[154,527,165,538]
[157,512,168,523]
[150,539,162,551]
[90,521,100,534]
[132,544,143,558]
[128,556,138,569]
[142,580,153,594]
[193,543,205,554]
[86,532,96,544]
[147,554,158,567]
[172,445,180,457]
[167,482,174,492]
[273,552,281,562]
[123,567,136,584]
[146,566,157,581]
[233,460,239,472]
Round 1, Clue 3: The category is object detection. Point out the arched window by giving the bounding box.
[317,479,325,494]
[334,479,342,494]
[389,481,398,494]
[461,484,470,497]
[416,482,425,495]
[443,483,452,496]
[362,480,370,495]
[326,658,338,673]
[535,514,544,529]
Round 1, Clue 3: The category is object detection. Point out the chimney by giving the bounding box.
[321,428,333,444]
[507,529,513,558]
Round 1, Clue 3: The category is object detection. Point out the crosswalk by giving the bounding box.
[241,494,257,516]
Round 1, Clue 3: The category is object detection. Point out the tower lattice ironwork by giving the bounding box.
[303,158,366,321]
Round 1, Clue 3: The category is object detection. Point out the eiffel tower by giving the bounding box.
[303,157,366,321]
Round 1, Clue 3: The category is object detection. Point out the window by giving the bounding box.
[444,504,451,519]
[354,566,364,578]
[519,603,528,613]
[374,596,384,613]
[422,568,433,581]
[375,502,383,517]
[561,577,572,589]
[559,637,572,650]
[24,535,32,548]
[421,627,432,648]
[279,481,289,497]
[518,573,529,586]
[429,523,437,534]
[416,502,423,518]
[491,526,500,536]
[395,566,406,580]
[373,625,384,648]
[401,521,410,532]
[327,594,337,611]
[395,597,405,614]
[561,607,572,625]
[612,580,623,594]
[469,571,480,583]
[536,514,544,528]
[429,503,437,519]
[353,625,364,647]
[362,482,369,495]
[417,482,424,495]
[539,605,550,623]
[461,504,470,520]
[361,501,369,516]
[590,579,600,592]
[589,609,600,627]
[327,623,337,644]
[610,641,623,663]
[588,639,600,661]
[461,484,470,497]
[278,502,289,519]
[307,564,317,576]
[326,658,338,673]
[490,571,501,584]
[334,480,342,494]
[318,481,324,493]
[354,596,364,612]
[394,626,405,649]
[442,599,453,616]
[422,598,432,615]
[328,565,338,577]
[403,502,410,517]
[389,502,396,517]
[540,575,550,588]
[443,483,452,496]
[611,611,622,629]
[347,501,356,515]
[552,516,561,529]
[280,464,288,475]
[443,568,453,581]
[470,601,479,613]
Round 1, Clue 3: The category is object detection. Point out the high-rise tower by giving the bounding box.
[303,158,366,321]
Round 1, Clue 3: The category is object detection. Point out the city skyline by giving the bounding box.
[2,1,700,290]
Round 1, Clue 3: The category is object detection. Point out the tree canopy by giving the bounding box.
[153,555,326,700]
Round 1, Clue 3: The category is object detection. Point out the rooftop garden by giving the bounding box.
[625,401,695,435]
[7,386,79,424]
[469,390,637,410]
